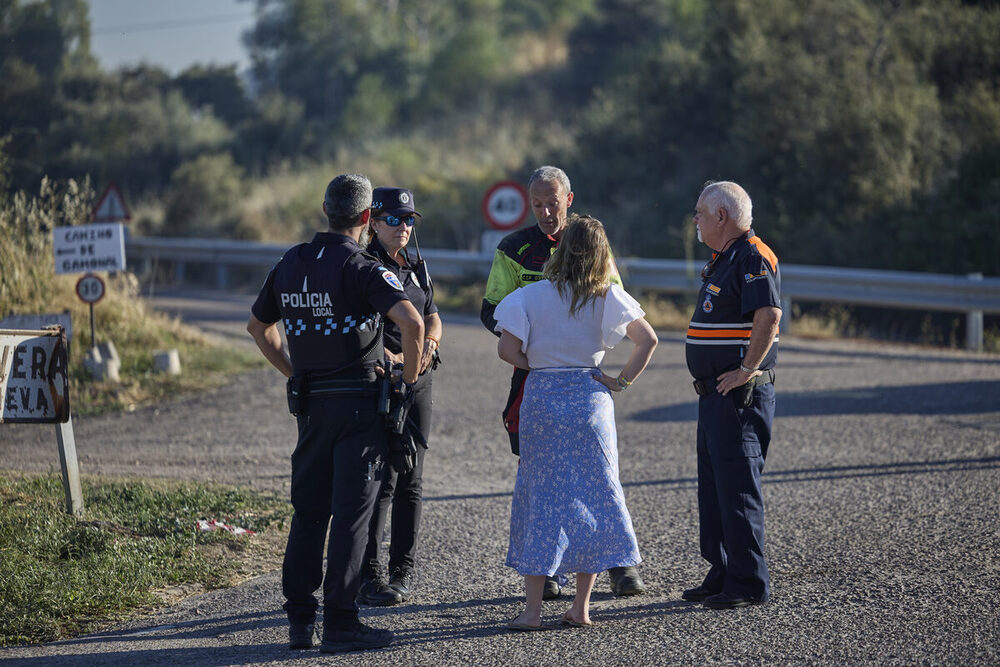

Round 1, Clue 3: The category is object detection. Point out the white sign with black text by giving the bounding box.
[53,223,126,275]
[0,328,70,423]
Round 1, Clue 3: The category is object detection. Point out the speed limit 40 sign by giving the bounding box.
[482,181,529,231]
[75,273,105,305]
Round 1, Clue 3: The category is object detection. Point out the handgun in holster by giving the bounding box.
[387,381,414,435]
[387,396,427,475]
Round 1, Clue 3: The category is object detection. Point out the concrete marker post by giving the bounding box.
[966,273,983,352]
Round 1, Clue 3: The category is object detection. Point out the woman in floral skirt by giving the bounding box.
[494,214,658,630]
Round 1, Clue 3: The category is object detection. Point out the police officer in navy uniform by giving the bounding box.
[683,181,782,609]
[358,186,442,606]
[247,174,424,653]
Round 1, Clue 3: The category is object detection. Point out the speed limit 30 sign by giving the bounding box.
[482,181,529,231]
[75,273,105,305]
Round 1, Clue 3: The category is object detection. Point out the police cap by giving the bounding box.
[371,187,422,218]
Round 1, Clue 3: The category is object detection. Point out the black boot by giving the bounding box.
[357,568,402,606]
[542,575,562,600]
[608,566,646,596]
[388,566,414,602]
[288,622,315,649]
[321,622,393,653]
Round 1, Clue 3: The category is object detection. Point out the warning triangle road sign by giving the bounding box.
[92,183,131,222]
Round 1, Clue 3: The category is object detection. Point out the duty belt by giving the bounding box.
[693,368,775,397]
[304,377,378,397]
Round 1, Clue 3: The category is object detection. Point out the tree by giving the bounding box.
[569,0,998,272]
[0,0,94,191]
[164,153,246,238]
[175,65,253,127]
[46,66,233,196]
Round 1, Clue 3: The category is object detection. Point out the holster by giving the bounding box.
[731,380,755,408]
[376,366,392,417]
[286,375,306,415]
[387,381,415,435]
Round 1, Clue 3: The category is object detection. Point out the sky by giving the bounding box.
[88,0,256,75]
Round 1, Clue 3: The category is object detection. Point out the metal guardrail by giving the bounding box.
[126,236,1000,350]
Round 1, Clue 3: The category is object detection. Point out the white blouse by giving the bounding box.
[493,280,645,369]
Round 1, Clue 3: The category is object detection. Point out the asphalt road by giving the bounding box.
[2,289,999,665]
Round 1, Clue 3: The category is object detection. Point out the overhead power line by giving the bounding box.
[92,12,253,35]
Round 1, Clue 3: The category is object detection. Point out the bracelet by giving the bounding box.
[616,372,632,389]
[740,363,758,374]
[425,334,440,347]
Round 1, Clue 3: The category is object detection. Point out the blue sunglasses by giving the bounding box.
[378,214,417,228]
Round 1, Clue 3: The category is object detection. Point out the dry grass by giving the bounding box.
[636,292,694,332]
[1,178,264,416]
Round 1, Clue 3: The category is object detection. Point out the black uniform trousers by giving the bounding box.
[695,381,775,601]
[364,372,432,573]
[282,391,385,630]
[502,366,530,455]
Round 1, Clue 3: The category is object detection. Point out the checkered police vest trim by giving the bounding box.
[284,312,382,337]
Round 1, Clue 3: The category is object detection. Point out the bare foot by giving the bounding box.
[510,611,542,628]
[561,610,593,627]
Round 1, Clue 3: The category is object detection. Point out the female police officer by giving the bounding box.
[247,174,423,653]
[357,186,442,607]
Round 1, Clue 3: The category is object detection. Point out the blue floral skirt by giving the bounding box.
[506,368,641,576]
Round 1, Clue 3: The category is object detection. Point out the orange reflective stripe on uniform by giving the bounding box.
[686,328,752,339]
[748,236,778,273]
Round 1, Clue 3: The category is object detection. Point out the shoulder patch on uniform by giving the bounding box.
[497,227,536,256]
[381,269,404,291]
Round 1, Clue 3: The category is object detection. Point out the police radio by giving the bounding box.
[411,226,432,294]
[410,228,441,371]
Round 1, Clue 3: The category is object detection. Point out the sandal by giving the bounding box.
[560,613,595,628]
[508,618,550,632]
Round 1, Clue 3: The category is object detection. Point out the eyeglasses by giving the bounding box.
[701,253,721,280]
[378,215,416,228]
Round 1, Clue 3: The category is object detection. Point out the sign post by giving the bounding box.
[53,223,126,276]
[481,181,530,255]
[75,273,106,348]
[92,183,131,224]
[482,181,529,231]
[0,326,81,515]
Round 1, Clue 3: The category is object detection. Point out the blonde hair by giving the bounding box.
[543,214,612,315]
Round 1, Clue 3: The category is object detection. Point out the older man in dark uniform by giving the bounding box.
[683,181,781,609]
[247,173,423,652]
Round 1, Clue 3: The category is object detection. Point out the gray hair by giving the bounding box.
[700,181,752,230]
[324,173,373,227]
[528,165,571,195]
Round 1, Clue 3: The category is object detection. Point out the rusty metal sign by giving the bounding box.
[0,327,70,423]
